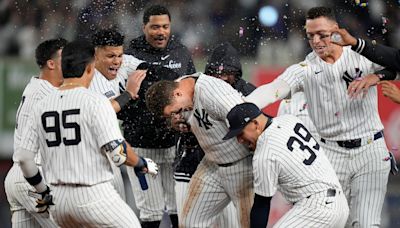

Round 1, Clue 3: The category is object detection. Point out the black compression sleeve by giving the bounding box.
[352,38,400,72]
[374,68,397,81]
[250,194,272,228]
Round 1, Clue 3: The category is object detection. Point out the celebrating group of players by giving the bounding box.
[4,4,400,228]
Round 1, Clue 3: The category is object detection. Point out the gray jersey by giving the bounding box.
[279,46,384,140]
[19,87,123,185]
[253,114,341,204]
[13,77,57,164]
[185,73,250,164]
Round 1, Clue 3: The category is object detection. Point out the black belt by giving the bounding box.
[320,131,383,149]
[326,188,336,197]
[306,188,336,198]
[217,155,252,167]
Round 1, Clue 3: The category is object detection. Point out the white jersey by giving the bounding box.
[13,77,57,164]
[19,87,123,185]
[277,91,318,137]
[279,46,384,140]
[116,54,144,90]
[89,69,121,99]
[253,114,341,204]
[185,73,250,164]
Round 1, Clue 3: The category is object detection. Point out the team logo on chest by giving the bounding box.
[193,109,213,130]
[342,68,363,88]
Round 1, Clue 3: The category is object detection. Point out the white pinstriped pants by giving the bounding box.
[126,146,177,222]
[50,182,140,227]
[106,155,126,201]
[320,137,390,228]
[180,156,254,228]
[274,189,349,228]
[175,180,240,228]
[4,164,58,228]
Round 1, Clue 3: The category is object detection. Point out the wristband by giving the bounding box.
[115,91,132,108]
[25,171,43,186]
[135,157,146,169]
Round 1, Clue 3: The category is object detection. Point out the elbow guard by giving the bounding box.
[103,139,127,167]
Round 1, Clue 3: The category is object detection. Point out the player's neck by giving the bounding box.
[39,70,63,87]
[320,46,343,64]
[181,78,196,99]
[59,79,86,90]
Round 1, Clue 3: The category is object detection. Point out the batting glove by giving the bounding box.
[135,157,159,177]
[28,185,55,213]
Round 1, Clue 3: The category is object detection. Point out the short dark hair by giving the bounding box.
[35,38,67,69]
[145,80,178,117]
[306,6,336,22]
[92,29,124,47]
[143,5,171,24]
[62,40,95,78]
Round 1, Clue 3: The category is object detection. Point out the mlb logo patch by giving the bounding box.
[105,90,116,98]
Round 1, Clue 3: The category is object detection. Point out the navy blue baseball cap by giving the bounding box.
[223,103,262,140]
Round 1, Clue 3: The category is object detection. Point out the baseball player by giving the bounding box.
[122,5,196,227]
[172,42,255,227]
[4,38,67,228]
[14,40,158,227]
[223,102,349,228]
[89,28,147,201]
[245,6,391,227]
[146,73,253,228]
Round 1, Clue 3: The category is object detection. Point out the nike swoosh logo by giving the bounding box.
[315,70,323,74]
[161,55,170,60]
[325,201,333,205]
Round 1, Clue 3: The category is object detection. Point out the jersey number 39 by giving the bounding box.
[41,109,81,147]
[286,123,319,165]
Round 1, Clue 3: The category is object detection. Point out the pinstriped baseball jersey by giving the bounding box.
[277,92,318,137]
[89,69,120,98]
[116,54,144,89]
[186,73,250,164]
[13,77,57,164]
[5,76,58,227]
[253,114,341,203]
[89,68,126,201]
[19,87,122,185]
[279,46,384,141]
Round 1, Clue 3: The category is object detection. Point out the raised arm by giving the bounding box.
[332,28,400,72]
[244,78,291,109]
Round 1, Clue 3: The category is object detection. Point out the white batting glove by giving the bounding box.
[144,157,159,177]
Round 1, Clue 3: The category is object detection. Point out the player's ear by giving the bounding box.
[142,24,146,33]
[86,61,95,74]
[46,59,56,70]
[252,119,263,132]
[173,90,182,98]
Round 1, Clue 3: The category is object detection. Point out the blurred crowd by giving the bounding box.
[1,0,400,65]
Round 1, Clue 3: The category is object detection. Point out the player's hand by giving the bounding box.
[28,186,54,213]
[135,157,159,177]
[379,81,400,104]
[125,70,147,99]
[170,116,191,132]
[347,74,380,98]
[330,28,357,46]
[143,158,158,176]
